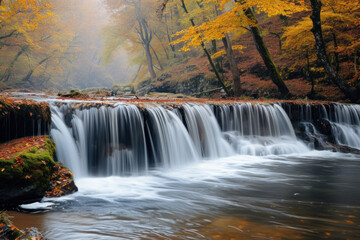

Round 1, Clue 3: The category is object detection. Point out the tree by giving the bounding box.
[178,0,231,95]
[0,0,56,87]
[104,0,159,79]
[163,0,307,97]
[309,0,360,102]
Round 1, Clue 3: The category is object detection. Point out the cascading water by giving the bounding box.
[70,104,147,176]
[182,103,233,159]
[282,102,360,150]
[214,103,309,155]
[329,104,360,148]
[145,106,199,167]
[50,101,360,178]
[50,106,86,177]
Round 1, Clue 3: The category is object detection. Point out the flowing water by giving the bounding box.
[7,100,360,239]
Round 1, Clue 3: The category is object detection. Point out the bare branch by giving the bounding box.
[156,0,170,19]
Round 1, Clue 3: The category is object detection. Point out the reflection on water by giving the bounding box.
[8,152,360,239]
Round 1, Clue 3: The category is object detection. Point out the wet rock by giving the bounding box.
[0,137,56,208]
[330,143,360,154]
[0,97,51,144]
[0,212,47,239]
[45,162,78,198]
[316,119,336,143]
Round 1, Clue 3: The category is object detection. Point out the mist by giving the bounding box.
[52,0,136,90]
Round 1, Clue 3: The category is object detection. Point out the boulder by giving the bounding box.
[45,162,78,198]
[157,73,172,82]
[0,136,56,208]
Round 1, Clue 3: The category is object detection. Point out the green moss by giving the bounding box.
[0,137,56,195]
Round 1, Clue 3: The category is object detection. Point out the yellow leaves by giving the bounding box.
[171,0,309,53]
[243,0,308,17]
[232,45,245,51]
[212,45,244,59]
[171,4,251,51]
[0,0,55,31]
[1,168,5,172]
[212,50,226,59]
[282,0,360,69]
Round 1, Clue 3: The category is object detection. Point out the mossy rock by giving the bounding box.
[0,137,56,208]
[45,162,78,198]
[0,97,51,143]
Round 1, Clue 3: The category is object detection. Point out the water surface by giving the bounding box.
[9,151,360,239]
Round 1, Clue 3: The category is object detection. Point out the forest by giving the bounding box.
[1,1,360,239]
[0,0,359,102]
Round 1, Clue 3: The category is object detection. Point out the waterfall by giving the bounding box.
[183,103,233,159]
[214,103,308,155]
[73,104,148,176]
[329,104,360,148]
[145,106,199,167]
[49,101,360,177]
[50,106,85,177]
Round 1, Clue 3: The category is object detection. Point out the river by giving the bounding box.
[5,97,360,239]
[9,151,360,239]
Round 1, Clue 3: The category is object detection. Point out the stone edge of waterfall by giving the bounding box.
[51,100,360,178]
[0,96,51,144]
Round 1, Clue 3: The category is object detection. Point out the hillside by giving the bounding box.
[130,12,347,101]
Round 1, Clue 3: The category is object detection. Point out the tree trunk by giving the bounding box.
[22,56,50,83]
[154,32,170,60]
[145,43,156,79]
[222,34,241,96]
[355,51,358,75]
[131,64,143,83]
[306,51,315,98]
[150,44,164,70]
[332,32,340,72]
[180,0,230,96]
[245,8,290,98]
[309,0,358,101]
[2,46,28,82]
[211,40,217,53]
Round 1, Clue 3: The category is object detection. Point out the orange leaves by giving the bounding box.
[0,220,46,239]
[13,156,25,168]
[45,163,77,198]
[171,0,307,52]
[0,136,48,160]
[0,0,55,30]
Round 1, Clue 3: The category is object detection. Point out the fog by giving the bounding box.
[53,0,136,90]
